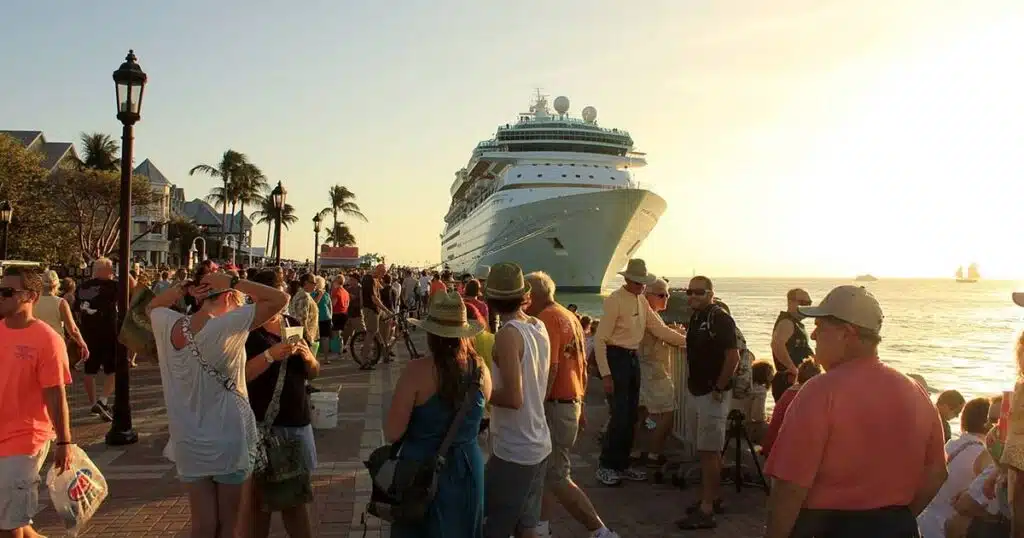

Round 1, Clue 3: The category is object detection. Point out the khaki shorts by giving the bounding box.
[640,375,676,415]
[361,307,380,336]
[693,392,730,452]
[543,400,580,486]
[0,441,50,530]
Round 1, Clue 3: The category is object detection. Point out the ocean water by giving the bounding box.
[557,277,1024,403]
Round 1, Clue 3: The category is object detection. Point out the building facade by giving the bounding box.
[131,159,172,266]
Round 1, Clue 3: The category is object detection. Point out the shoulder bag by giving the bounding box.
[363,360,480,524]
[255,317,314,511]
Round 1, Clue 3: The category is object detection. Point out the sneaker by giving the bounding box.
[91,402,113,422]
[595,467,621,486]
[619,467,647,481]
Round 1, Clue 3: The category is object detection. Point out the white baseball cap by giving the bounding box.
[798,285,884,333]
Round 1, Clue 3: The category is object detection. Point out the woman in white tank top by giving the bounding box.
[35,270,90,360]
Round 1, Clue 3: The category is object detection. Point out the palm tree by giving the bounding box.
[251,193,297,260]
[189,150,248,254]
[325,223,356,247]
[232,163,267,247]
[78,133,120,171]
[317,185,367,246]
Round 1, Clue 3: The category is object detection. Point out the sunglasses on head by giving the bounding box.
[0,287,28,298]
[684,289,708,296]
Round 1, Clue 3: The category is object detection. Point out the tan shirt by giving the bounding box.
[594,287,685,377]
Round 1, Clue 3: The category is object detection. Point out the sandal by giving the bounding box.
[676,509,716,530]
[685,499,725,515]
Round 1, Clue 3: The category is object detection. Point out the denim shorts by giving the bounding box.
[272,424,318,471]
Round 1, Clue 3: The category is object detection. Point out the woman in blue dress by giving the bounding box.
[385,291,491,538]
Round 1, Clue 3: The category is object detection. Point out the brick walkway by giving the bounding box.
[33,331,768,537]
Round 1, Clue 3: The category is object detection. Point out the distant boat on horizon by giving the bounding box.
[956,263,980,283]
[855,274,878,282]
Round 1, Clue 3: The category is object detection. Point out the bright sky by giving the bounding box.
[2,1,1023,278]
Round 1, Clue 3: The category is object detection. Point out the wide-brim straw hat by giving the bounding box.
[484,262,531,300]
[409,291,484,339]
[618,258,657,285]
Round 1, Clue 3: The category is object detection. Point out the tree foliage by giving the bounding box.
[326,223,356,247]
[48,168,157,261]
[0,134,157,263]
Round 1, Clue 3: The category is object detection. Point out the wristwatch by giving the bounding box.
[263,351,274,364]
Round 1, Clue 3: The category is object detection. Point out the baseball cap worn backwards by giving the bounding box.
[798,285,884,333]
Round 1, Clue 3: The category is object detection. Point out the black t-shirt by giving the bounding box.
[75,278,120,343]
[380,285,397,311]
[244,316,311,427]
[685,304,739,397]
[360,275,379,313]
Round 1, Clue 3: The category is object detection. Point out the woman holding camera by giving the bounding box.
[239,270,320,538]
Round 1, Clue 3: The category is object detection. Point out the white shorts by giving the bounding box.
[0,441,50,530]
[693,393,730,452]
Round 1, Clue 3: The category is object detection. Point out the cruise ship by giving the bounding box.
[440,93,667,292]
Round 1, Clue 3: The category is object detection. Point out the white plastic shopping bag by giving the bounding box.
[45,445,108,536]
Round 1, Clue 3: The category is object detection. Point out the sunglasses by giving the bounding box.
[0,287,25,298]
[684,289,708,296]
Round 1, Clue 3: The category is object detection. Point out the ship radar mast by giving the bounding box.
[529,89,551,120]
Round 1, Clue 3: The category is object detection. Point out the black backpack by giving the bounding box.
[363,362,480,524]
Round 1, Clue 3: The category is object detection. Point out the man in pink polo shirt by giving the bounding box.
[763,285,947,538]
[0,266,74,535]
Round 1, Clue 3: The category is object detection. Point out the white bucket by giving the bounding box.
[309,392,339,430]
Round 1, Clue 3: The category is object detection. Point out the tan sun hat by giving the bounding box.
[484,262,531,300]
[474,264,491,281]
[618,258,656,285]
[1013,292,1024,308]
[798,285,884,333]
[409,291,484,338]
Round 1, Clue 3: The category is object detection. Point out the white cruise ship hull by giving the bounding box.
[443,188,667,293]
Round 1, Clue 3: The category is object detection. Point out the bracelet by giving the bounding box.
[264,351,275,364]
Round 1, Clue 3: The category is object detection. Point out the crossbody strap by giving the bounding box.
[435,360,480,467]
[948,439,983,464]
[263,317,291,428]
[181,315,242,396]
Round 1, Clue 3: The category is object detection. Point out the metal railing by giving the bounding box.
[670,347,698,461]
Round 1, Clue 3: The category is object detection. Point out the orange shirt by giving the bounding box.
[0,320,72,457]
[537,303,586,401]
[764,357,944,510]
[428,280,446,298]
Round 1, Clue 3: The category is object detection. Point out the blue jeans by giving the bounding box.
[598,346,640,471]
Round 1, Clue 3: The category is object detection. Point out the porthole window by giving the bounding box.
[575,174,580,178]
[516,174,522,178]
[537,174,542,177]
[589,175,594,179]
[561,174,566,177]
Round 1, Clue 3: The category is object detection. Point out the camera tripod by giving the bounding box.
[721,409,770,494]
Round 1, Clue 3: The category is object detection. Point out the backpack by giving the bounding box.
[705,304,754,399]
[363,362,480,525]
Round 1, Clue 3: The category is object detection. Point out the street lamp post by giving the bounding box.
[0,201,12,260]
[271,181,286,266]
[107,49,147,447]
[312,214,322,274]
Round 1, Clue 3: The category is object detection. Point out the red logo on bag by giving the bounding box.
[66,469,94,501]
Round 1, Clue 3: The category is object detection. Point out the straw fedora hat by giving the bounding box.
[618,258,656,285]
[409,291,484,339]
[484,262,531,300]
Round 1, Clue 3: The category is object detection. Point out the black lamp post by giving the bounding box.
[312,214,322,274]
[0,201,12,260]
[271,181,286,266]
[107,50,147,447]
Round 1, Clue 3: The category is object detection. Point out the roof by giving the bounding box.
[133,159,170,186]
[181,199,252,230]
[0,130,43,147]
[41,142,75,171]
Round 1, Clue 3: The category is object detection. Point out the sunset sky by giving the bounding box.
[2,0,1022,278]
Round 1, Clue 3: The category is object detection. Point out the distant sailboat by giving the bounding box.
[855,274,878,282]
[956,263,980,283]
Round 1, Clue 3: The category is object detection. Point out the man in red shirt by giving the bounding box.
[764,285,947,538]
[0,267,74,534]
[329,275,350,357]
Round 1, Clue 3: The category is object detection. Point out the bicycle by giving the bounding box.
[384,307,422,360]
[348,308,421,369]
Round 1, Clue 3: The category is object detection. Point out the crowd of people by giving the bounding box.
[5,254,1024,537]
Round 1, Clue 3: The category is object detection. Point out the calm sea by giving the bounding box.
[557,278,1024,405]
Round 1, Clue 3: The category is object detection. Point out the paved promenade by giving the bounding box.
[34,331,768,537]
